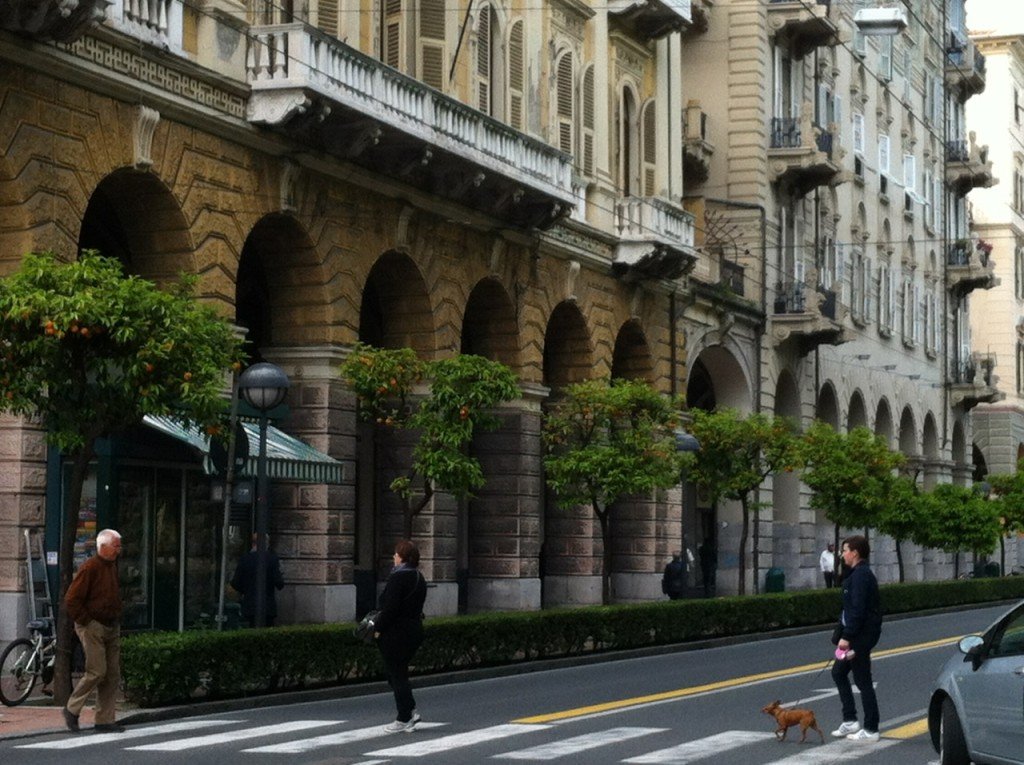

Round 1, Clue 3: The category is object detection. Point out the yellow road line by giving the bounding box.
[513,635,960,725]
[883,718,930,739]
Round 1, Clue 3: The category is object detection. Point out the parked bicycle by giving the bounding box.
[0,619,55,706]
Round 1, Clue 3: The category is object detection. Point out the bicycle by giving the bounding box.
[0,619,55,706]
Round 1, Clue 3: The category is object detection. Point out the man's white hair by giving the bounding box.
[96,529,121,548]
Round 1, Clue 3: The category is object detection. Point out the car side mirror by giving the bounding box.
[959,635,985,671]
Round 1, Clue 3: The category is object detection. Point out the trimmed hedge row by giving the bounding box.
[121,576,1024,706]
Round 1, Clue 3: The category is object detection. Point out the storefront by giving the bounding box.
[47,417,342,632]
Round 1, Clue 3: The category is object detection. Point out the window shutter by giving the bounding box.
[642,101,656,196]
[317,0,338,36]
[880,36,893,80]
[903,154,916,192]
[508,20,524,130]
[476,6,491,112]
[853,112,865,155]
[773,46,783,119]
[556,53,574,154]
[582,65,595,176]
[419,0,446,89]
[384,0,403,69]
[878,134,890,175]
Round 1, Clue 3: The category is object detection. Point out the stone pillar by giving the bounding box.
[263,346,357,624]
[610,491,667,602]
[0,415,48,643]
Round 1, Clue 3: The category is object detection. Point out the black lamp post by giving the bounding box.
[238,362,290,627]
[675,429,701,597]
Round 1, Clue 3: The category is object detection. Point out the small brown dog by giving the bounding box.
[761,700,825,744]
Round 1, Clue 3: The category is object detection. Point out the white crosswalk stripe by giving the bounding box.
[126,720,340,751]
[243,722,448,753]
[366,723,551,757]
[765,737,899,764]
[496,726,666,760]
[622,730,776,763]
[15,720,238,749]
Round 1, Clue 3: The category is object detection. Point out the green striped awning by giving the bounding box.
[143,414,344,485]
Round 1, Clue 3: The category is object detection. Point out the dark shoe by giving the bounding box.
[93,723,126,733]
[62,707,80,732]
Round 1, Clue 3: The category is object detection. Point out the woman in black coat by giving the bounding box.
[375,539,427,733]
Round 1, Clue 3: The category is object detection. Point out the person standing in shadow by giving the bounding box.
[661,552,687,600]
[230,534,285,627]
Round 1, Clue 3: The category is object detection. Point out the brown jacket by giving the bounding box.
[65,555,122,627]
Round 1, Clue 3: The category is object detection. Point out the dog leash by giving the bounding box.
[789,656,835,707]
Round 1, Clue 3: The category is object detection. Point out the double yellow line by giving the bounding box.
[513,635,958,727]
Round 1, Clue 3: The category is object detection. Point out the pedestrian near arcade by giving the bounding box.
[830,535,883,742]
[230,534,285,627]
[376,539,428,733]
[820,543,836,588]
[661,552,686,600]
[63,528,125,733]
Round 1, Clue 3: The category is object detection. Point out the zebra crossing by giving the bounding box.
[14,716,907,762]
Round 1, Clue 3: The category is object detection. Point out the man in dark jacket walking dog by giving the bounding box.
[830,534,882,742]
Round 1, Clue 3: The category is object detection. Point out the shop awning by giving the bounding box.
[143,415,344,485]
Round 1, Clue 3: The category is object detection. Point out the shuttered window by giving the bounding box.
[642,101,657,197]
[581,65,595,177]
[556,53,574,154]
[476,5,494,114]
[318,0,338,36]
[852,112,865,155]
[419,0,446,89]
[508,20,525,130]
[383,0,403,69]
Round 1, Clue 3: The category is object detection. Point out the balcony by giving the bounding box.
[945,133,996,194]
[947,239,998,294]
[948,354,1003,410]
[767,0,839,59]
[103,0,184,52]
[770,278,850,354]
[612,197,697,282]
[682,100,714,185]
[0,0,110,42]
[609,0,692,40]
[246,23,575,230]
[768,107,845,196]
[946,38,986,98]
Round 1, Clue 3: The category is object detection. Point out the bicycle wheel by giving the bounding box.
[0,638,39,706]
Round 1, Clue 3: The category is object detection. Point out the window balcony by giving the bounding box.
[945,133,996,194]
[768,107,845,196]
[246,22,575,230]
[612,197,697,282]
[946,239,998,294]
[683,100,714,186]
[770,277,850,354]
[767,0,839,59]
[0,0,110,42]
[945,38,986,99]
[103,0,184,52]
[609,0,692,41]
[948,353,1003,410]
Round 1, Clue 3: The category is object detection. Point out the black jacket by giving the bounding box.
[840,561,882,649]
[376,565,427,635]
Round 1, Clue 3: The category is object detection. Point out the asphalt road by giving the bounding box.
[2,603,1012,765]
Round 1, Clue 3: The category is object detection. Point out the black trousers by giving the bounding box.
[832,645,879,732]
[378,626,423,722]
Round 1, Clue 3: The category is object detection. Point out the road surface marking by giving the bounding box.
[515,635,960,724]
[367,723,550,756]
[243,722,447,753]
[883,718,929,739]
[15,720,238,749]
[623,731,775,763]
[496,726,665,760]
[126,720,339,751]
[765,737,899,763]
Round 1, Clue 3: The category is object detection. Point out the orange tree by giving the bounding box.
[340,344,520,538]
[682,408,802,595]
[976,462,1024,575]
[0,251,243,702]
[915,484,1001,578]
[542,378,683,605]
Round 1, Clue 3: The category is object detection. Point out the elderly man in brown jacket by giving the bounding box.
[63,528,124,733]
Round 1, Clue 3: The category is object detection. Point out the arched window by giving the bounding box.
[508,20,525,130]
[618,86,638,195]
[580,65,594,176]
[642,100,657,196]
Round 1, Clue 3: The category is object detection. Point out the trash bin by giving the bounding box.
[985,561,1001,578]
[765,567,786,593]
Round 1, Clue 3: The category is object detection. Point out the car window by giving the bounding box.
[989,604,1024,658]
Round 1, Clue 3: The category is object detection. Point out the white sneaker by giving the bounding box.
[831,721,861,737]
[383,713,421,734]
[847,728,880,742]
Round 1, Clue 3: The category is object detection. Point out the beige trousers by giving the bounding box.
[67,620,120,723]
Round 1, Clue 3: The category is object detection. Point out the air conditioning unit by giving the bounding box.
[854,7,908,35]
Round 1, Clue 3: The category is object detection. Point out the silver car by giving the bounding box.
[928,599,1024,765]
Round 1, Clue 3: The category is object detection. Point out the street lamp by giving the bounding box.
[675,429,701,597]
[238,362,290,627]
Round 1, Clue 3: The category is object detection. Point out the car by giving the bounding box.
[929,599,1024,765]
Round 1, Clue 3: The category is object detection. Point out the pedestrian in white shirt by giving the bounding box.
[820,543,836,588]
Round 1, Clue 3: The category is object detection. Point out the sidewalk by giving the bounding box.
[0,698,97,739]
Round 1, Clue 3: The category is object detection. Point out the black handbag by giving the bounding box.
[354,610,380,644]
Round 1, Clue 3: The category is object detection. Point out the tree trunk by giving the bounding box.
[895,538,905,582]
[596,505,611,606]
[752,498,760,595]
[737,496,749,596]
[53,444,95,706]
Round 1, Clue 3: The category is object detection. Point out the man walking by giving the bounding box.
[231,534,285,627]
[63,528,124,733]
[661,552,686,600]
[820,542,836,588]
[830,535,882,742]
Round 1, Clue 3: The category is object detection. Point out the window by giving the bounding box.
[475,4,498,115]
[580,65,595,177]
[642,101,657,196]
[418,0,447,89]
[508,21,525,130]
[880,36,893,81]
[317,0,338,36]
[1018,342,1024,395]
[1015,166,1024,214]
[381,0,447,89]
[904,154,916,194]
[555,52,574,155]
[853,112,865,155]
[989,604,1024,658]
[878,135,891,191]
[1015,87,1021,126]
[1015,239,1024,300]
[878,261,893,331]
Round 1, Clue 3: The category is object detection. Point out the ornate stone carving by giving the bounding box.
[0,0,110,43]
[246,92,313,126]
[566,260,581,302]
[280,159,299,214]
[489,239,507,275]
[132,105,159,170]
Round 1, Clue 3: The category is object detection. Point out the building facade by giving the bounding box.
[0,0,1019,640]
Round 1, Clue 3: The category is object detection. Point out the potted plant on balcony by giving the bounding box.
[976,238,993,266]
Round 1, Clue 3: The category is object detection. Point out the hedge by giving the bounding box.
[121,576,1024,706]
